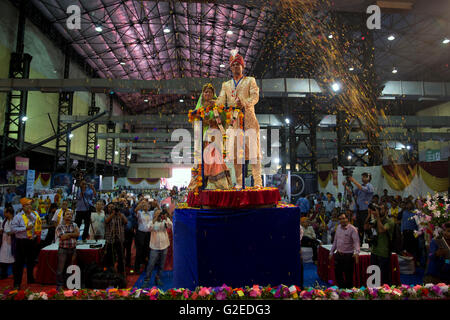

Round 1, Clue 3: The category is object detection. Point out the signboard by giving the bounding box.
[425,149,440,162]
[26,170,35,198]
[15,157,29,171]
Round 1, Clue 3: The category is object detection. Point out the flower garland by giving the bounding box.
[414,192,449,239]
[188,105,243,130]
[1,283,448,300]
[190,164,203,196]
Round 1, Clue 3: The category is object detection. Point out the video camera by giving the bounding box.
[342,167,354,178]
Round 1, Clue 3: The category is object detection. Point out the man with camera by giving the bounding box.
[143,207,172,287]
[104,203,128,276]
[364,203,395,285]
[343,172,374,245]
[75,179,97,241]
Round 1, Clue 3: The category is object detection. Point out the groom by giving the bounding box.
[216,50,262,188]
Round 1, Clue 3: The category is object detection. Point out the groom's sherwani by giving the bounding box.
[216,76,262,187]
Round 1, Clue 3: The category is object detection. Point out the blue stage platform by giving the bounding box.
[173,207,302,290]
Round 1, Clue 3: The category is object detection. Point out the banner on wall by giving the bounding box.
[425,149,440,162]
[51,173,73,194]
[15,157,29,171]
[6,170,26,185]
[290,172,317,203]
[26,170,35,198]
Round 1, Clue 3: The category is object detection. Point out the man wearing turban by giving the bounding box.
[216,49,262,188]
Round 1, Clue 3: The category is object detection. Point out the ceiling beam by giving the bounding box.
[1,78,449,101]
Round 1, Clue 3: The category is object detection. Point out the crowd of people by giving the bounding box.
[297,172,450,287]
[0,173,448,291]
[0,180,179,290]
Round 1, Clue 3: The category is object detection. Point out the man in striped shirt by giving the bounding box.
[55,211,79,291]
[329,212,360,289]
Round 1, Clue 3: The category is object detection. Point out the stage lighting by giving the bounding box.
[388,35,395,41]
[347,155,352,160]
[220,64,225,68]
[331,82,341,92]
[164,27,171,33]
[285,118,290,124]
[406,145,411,150]
[95,24,103,32]
[115,151,119,155]
[349,67,354,71]
[227,30,233,35]
[328,34,333,39]
[179,99,184,103]
[144,98,149,103]
[443,38,450,44]
[392,67,398,74]
[274,158,280,164]
[21,116,28,122]
[69,133,74,139]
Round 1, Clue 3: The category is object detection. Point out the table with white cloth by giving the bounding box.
[36,240,105,284]
[317,244,401,287]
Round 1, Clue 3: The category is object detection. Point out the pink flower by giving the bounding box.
[63,290,73,297]
[198,287,210,297]
[216,291,227,300]
[183,291,190,299]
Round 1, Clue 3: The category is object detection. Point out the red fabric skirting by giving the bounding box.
[187,188,281,208]
[317,246,401,287]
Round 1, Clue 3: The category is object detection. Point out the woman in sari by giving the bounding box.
[188,83,231,191]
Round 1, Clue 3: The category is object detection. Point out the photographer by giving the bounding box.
[104,203,128,276]
[364,203,395,285]
[75,179,97,241]
[134,199,153,273]
[122,198,136,271]
[343,172,374,245]
[143,207,172,287]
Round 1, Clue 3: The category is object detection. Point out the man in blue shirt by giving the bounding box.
[323,193,335,218]
[401,201,418,260]
[75,179,96,241]
[5,188,16,206]
[344,172,374,245]
[296,196,310,217]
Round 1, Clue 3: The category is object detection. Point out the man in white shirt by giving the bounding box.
[300,217,320,264]
[143,208,173,287]
[134,201,153,272]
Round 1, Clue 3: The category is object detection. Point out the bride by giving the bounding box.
[188,83,232,191]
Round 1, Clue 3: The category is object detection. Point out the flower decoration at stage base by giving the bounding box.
[0,283,448,300]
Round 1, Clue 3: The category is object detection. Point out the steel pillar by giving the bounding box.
[1,0,32,162]
[54,49,74,173]
[86,92,100,175]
